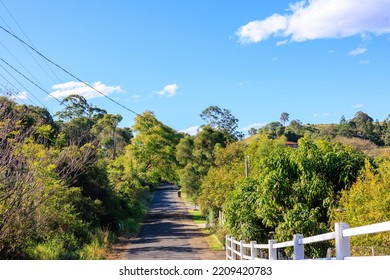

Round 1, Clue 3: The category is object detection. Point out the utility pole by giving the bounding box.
[245,156,249,178]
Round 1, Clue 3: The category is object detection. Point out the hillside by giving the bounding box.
[246,112,390,158]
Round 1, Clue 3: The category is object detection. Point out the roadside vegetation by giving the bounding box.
[1,92,389,259]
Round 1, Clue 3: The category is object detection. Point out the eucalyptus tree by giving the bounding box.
[200,106,244,141]
[280,112,289,126]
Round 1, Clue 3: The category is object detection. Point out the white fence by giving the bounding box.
[226,221,390,260]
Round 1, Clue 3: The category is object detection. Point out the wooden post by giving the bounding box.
[268,240,277,260]
[293,234,304,260]
[226,235,230,260]
[240,240,245,260]
[335,222,350,260]
[231,236,235,260]
[250,241,257,260]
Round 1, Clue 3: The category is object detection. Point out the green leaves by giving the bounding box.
[200,106,244,141]
[207,136,366,257]
[335,159,390,254]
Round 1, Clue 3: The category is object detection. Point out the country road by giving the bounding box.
[121,184,224,260]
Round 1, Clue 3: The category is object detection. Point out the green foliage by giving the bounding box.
[130,111,180,185]
[334,159,390,255]
[199,141,246,213]
[200,105,244,140]
[223,179,269,241]
[209,136,366,258]
[0,95,149,259]
[2,93,390,260]
[256,138,365,246]
[176,126,228,204]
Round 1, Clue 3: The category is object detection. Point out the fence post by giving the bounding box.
[335,222,350,260]
[250,241,257,260]
[226,235,230,260]
[268,239,277,260]
[293,234,304,260]
[240,240,245,260]
[231,236,235,260]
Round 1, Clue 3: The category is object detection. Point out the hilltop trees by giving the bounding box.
[200,106,244,141]
[280,112,289,126]
[254,111,390,148]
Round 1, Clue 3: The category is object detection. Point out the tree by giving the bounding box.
[200,106,244,140]
[129,111,180,185]
[351,111,375,141]
[199,141,247,215]
[218,137,365,257]
[223,179,269,241]
[92,114,124,159]
[258,122,284,139]
[334,159,390,255]
[248,127,258,136]
[280,112,289,126]
[176,126,228,204]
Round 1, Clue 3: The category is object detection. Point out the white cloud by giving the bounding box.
[179,126,200,136]
[237,14,287,43]
[50,81,123,99]
[276,40,289,46]
[11,91,28,100]
[313,112,331,118]
[158,83,178,97]
[349,47,367,56]
[236,0,390,44]
[242,122,267,131]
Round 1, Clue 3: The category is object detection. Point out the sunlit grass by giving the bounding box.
[181,190,224,251]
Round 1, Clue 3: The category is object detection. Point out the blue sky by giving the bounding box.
[1,0,390,135]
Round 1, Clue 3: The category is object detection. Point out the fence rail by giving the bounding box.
[226,221,390,260]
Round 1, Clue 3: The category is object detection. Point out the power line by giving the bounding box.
[0,24,140,116]
[0,0,60,84]
[0,56,61,104]
[0,71,40,107]
[0,41,47,90]
[0,82,28,106]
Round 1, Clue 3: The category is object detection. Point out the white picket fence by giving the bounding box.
[226,221,390,260]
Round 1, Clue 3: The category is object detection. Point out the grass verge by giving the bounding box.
[182,192,224,251]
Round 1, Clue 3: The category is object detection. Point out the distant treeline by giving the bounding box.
[252,111,390,146]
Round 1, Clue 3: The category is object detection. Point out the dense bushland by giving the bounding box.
[0,95,160,259]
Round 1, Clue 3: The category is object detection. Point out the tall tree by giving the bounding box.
[130,111,180,185]
[280,112,289,127]
[92,114,124,159]
[176,126,228,204]
[200,106,244,140]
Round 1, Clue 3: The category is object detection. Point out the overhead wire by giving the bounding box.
[0,81,28,106]
[0,0,60,84]
[0,56,61,104]
[0,24,140,116]
[0,71,40,107]
[0,40,47,91]
[0,60,48,108]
